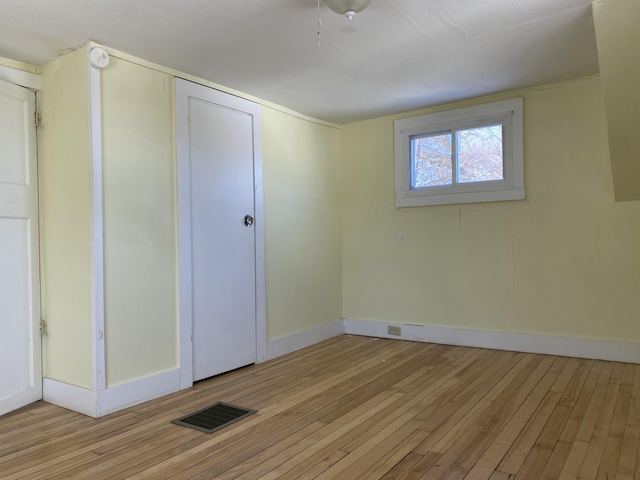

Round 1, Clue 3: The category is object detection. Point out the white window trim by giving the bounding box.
[394,98,524,207]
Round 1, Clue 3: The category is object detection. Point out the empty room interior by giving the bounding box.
[1,0,639,478]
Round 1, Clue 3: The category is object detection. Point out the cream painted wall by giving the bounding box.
[593,0,640,202]
[39,48,93,388]
[101,57,177,386]
[341,76,640,343]
[27,40,640,412]
[37,43,343,395]
[262,108,343,341]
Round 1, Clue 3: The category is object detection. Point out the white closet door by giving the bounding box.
[176,80,259,381]
[0,78,42,416]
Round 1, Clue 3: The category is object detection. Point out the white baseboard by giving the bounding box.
[99,368,181,416]
[43,379,99,417]
[44,368,182,418]
[267,320,344,360]
[343,318,640,364]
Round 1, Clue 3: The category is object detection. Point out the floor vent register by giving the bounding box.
[172,402,256,434]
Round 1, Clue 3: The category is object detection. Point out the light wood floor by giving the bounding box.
[1,335,639,479]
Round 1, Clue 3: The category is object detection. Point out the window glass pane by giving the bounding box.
[457,124,503,183]
[411,132,452,188]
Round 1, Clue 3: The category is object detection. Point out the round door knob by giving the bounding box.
[244,215,254,227]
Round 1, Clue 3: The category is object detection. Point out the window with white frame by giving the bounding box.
[394,98,524,207]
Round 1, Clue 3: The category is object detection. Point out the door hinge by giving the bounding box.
[35,111,41,127]
[40,319,47,335]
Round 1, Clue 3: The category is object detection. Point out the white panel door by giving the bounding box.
[179,82,258,381]
[0,79,41,416]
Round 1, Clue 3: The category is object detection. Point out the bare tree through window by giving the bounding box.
[412,124,503,188]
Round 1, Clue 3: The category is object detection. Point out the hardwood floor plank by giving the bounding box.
[0,336,638,480]
[395,452,442,480]
[578,379,623,479]
[559,391,594,445]
[263,385,434,479]
[553,364,615,480]
[184,421,326,480]
[416,357,558,479]
[513,405,571,479]
[616,366,640,480]
[0,412,151,478]
[558,359,594,408]
[595,380,632,480]
[357,430,430,480]
[516,359,582,478]
[557,440,590,480]
[252,351,487,480]
[339,349,487,455]
[471,358,580,479]
[489,472,515,480]
[71,427,198,479]
[538,440,573,480]
[0,413,90,457]
[413,350,530,454]
[171,344,447,479]
[380,452,425,480]
[574,364,613,443]
[313,419,425,479]
[295,450,350,479]
[497,365,563,467]
[429,353,536,455]
[159,389,406,480]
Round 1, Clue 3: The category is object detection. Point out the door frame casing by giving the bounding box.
[0,65,41,90]
[174,78,266,389]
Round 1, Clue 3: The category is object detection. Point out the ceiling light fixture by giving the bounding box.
[324,0,372,20]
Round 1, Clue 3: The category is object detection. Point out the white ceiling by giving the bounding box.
[0,0,599,124]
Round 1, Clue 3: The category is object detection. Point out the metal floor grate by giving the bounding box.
[172,402,256,434]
